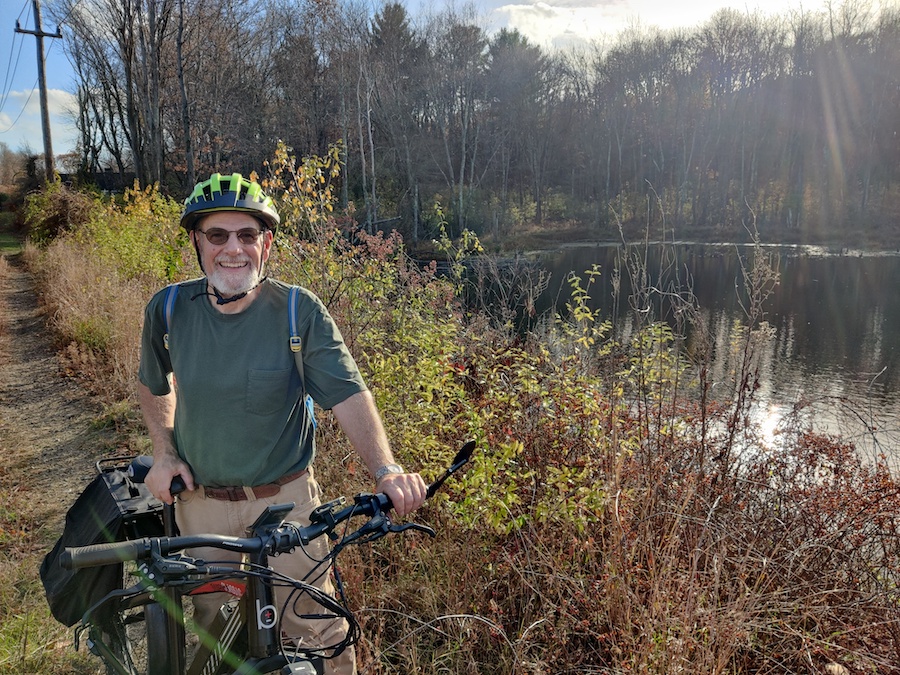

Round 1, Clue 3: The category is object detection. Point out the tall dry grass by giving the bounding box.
[25,239,150,404]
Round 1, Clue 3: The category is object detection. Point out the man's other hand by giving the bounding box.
[146,453,196,505]
[377,472,427,517]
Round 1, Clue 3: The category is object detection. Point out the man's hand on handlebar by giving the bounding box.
[147,452,195,504]
[377,472,427,517]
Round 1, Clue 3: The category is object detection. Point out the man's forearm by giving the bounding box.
[332,389,426,517]
[331,389,395,475]
[137,381,178,458]
[138,382,194,502]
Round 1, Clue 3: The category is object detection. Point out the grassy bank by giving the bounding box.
[6,164,900,673]
[0,213,21,255]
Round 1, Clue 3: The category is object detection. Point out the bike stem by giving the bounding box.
[245,548,282,659]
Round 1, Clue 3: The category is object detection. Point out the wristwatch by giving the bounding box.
[374,463,404,482]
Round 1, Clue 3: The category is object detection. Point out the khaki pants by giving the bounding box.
[177,468,357,675]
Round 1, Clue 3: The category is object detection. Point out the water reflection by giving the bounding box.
[536,243,900,462]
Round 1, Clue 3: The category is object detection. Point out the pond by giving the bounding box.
[533,242,900,463]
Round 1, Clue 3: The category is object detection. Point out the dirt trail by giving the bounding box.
[0,251,110,531]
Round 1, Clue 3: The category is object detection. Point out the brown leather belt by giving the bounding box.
[203,467,309,501]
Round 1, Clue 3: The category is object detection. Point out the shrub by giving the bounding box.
[73,182,186,283]
[24,181,190,403]
[23,181,102,245]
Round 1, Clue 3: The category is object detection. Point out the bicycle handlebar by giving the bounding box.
[61,492,388,570]
[62,441,476,571]
[61,539,153,568]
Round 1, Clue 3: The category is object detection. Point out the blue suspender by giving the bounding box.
[162,283,179,350]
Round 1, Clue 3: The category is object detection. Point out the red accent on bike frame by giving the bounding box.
[188,579,246,598]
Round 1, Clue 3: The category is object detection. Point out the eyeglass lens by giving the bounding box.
[200,228,262,245]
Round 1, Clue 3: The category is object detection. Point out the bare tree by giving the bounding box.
[424,11,488,233]
[58,0,174,185]
[368,2,429,240]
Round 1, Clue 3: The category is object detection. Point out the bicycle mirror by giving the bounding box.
[426,440,476,499]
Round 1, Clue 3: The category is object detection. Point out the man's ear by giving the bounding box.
[261,230,274,261]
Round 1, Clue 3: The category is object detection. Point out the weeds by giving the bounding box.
[10,161,900,674]
[0,479,99,674]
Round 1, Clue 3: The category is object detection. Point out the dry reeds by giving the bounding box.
[26,237,154,404]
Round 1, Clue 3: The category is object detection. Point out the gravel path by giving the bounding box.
[0,251,109,532]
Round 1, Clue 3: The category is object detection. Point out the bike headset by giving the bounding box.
[180,172,281,305]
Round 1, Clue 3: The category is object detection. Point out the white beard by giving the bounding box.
[207,257,260,296]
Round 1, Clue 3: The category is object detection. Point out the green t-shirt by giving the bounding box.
[138,278,367,487]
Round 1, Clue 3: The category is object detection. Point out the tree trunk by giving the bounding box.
[177,0,193,188]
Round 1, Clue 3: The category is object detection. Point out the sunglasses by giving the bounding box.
[198,227,264,246]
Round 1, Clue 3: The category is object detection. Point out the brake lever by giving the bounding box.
[148,551,202,579]
[335,513,392,548]
[389,522,436,537]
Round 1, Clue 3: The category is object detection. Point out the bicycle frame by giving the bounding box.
[188,503,323,675]
[84,501,323,675]
[68,441,476,675]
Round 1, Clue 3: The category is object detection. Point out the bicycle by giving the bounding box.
[60,441,475,675]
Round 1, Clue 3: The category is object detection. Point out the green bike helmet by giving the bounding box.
[180,172,280,232]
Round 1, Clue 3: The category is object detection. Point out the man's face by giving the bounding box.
[191,211,273,296]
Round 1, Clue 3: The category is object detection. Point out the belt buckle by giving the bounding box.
[225,486,246,501]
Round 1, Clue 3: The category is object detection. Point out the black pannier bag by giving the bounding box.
[40,458,165,626]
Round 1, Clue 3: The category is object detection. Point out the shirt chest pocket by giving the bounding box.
[246,368,293,416]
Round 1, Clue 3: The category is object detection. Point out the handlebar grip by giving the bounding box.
[61,539,151,569]
[170,476,186,495]
[128,455,153,482]
[129,456,187,496]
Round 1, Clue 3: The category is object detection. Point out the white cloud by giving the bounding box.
[488,0,821,50]
[493,2,627,48]
[0,88,79,155]
[493,0,692,47]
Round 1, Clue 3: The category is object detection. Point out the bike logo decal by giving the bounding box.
[256,599,278,630]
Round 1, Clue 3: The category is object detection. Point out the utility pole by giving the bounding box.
[15,0,62,182]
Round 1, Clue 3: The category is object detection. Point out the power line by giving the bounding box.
[1,0,85,135]
[0,36,26,116]
[14,0,61,178]
[0,0,33,116]
[0,83,37,135]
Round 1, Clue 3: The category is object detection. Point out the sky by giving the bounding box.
[0,0,77,157]
[0,0,856,157]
